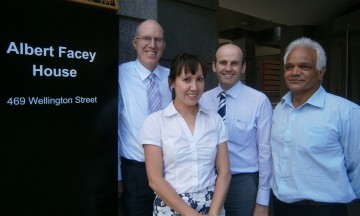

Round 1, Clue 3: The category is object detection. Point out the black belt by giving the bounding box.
[121,157,145,168]
[289,200,334,206]
[231,171,258,177]
[272,192,337,206]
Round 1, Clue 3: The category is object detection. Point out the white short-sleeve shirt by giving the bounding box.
[141,102,227,194]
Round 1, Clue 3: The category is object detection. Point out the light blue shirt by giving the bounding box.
[141,102,227,193]
[200,81,273,206]
[271,85,360,203]
[118,59,172,180]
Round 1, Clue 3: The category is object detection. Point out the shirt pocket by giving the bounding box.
[226,118,256,150]
[299,125,339,154]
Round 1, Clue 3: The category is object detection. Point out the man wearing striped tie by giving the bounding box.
[200,43,273,216]
[118,19,172,216]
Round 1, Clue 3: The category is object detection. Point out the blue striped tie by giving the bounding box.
[147,73,161,114]
[218,91,226,121]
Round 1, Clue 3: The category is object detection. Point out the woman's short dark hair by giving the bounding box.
[168,53,207,100]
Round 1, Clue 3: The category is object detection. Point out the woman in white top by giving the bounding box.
[141,53,231,216]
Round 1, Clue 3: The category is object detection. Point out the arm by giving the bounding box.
[118,138,123,198]
[144,144,203,216]
[255,98,273,209]
[344,107,360,199]
[118,181,123,199]
[208,142,231,216]
[253,203,269,216]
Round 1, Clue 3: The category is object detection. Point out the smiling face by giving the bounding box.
[284,47,324,100]
[171,64,205,110]
[213,44,246,91]
[133,20,166,71]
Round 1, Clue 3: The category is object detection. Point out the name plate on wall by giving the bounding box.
[1,1,118,215]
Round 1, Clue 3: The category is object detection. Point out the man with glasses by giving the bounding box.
[118,19,172,216]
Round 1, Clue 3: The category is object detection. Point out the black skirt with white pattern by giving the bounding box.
[153,185,225,216]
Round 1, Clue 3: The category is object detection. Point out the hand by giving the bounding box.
[205,213,219,216]
[118,181,123,199]
[253,203,268,216]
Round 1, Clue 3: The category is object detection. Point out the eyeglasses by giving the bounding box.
[134,37,164,45]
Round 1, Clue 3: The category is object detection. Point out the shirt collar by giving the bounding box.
[281,85,326,108]
[163,101,209,117]
[215,81,243,99]
[135,59,160,81]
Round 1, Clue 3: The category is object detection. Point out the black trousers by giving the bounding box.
[121,157,154,216]
[272,192,348,216]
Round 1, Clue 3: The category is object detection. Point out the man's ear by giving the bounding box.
[319,68,326,82]
[241,62,246,74]
[132,38,137,49]
[212,61,216,73]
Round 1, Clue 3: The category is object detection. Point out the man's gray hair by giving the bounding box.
[284,37,327,71]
